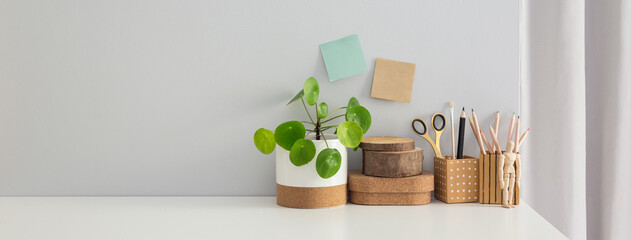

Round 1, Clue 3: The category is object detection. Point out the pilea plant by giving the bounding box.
[253,77,371,179]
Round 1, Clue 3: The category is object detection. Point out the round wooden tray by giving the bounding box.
[359,136,415,151]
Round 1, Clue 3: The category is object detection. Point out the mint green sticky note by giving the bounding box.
[320,34,368,82]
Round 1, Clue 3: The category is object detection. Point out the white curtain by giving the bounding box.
[585,1,631,240]
[522,1,631,239]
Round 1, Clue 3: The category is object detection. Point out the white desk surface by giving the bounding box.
[0,197,566,240]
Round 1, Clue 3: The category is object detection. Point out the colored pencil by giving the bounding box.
[480,130,493,154]
[516,128,530,152]
[471,109,481,134]
[506,113,515,152]
[513,116,520,152]
[469,116,485,153]
[494,111,500,140]
[471,109,483,149]
[489,125,501,153]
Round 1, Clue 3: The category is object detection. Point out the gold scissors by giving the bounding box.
[411,113,446,158]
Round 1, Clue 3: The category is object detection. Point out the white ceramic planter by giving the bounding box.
[275,134,348,208]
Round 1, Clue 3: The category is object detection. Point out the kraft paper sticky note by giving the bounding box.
[370,58,416,102]
[319,34,368,82]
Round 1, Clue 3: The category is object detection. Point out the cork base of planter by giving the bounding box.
[350,191,431,205]
[276,184,347,208]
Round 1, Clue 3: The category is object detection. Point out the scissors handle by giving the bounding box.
[431,113,446,157]
[411,118,442,158]
[411,118,427,136]
[412,116,444,158]
[431,113,446,131]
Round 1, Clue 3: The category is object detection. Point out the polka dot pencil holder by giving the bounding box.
[433,155,479,203]
[478,153,520,205]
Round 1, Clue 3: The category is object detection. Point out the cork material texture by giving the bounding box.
[479,153,520,205]
[349,191,431,205]
[348,169,434,193]
[359,136,415,151]
[362,148,423,177]
[276,184,347,208]
[434,156,479,203]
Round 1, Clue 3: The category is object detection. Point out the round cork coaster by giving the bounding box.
[349,191,431,205]
[348,169,434,193]
[276,184,347,208]
[359,136,415,151]
[363,148,423,177]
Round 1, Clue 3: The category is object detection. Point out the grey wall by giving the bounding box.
[0,0,519,196]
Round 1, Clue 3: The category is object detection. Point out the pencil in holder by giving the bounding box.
[434,155,479,203]
[478,152,520,205]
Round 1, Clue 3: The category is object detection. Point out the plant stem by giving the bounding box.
[301,98,315,124]
[325,107,345,119]
[315,102,319,120]
[321,114,345,124]
[301,121,316,125]
[321,131,329,148]
[314,102,321,140]
[319,127,335,132]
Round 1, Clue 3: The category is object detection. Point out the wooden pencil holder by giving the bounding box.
[478,152,520,205]
[433,155,479,203]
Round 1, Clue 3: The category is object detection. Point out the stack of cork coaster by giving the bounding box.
[348,170,434,205]
[349,136,434,205]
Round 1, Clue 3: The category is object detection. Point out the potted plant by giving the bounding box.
[253,77,371,208]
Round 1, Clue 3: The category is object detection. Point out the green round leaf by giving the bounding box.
[253,128,276,154]
[316,148,342,179]
[303,77,319,106]
[336,121,364,148]
[289,139,316,166]
[274,121,306,151]
[345,106,371,133]
[347,97,360,109]
[317,102,328,119]
[287,90,304,105]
